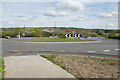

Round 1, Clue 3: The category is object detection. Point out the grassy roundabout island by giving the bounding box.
[18,38,94,42]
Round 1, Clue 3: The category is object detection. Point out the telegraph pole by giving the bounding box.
[54,21,56,27]
[106,23,108,38]
[53,21,56,37]
[18,32,21,39]
[106,23,107,30]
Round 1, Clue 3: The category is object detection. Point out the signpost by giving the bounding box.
[17,35,21,39]
[23,34,25,39]
[72,31,75,34]
[72,30,75,40]
[17,32,21,39]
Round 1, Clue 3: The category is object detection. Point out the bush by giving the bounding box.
[108,33,120,39]
[58,34,66,38]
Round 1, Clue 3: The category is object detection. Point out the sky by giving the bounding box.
[0,0,119,29]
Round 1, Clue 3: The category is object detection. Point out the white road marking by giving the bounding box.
[6,50,19,51]
[88,51,96,53]
[115,49,120,51]
[103,50,110,52]
[25,41,101,44]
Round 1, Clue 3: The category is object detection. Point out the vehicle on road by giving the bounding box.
[5,36,11,39]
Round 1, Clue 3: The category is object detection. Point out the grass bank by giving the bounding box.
[18,38,93,41]
[40,54,119,79]
[0,58,5,80]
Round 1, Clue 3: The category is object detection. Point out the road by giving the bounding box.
[2,39,119,59]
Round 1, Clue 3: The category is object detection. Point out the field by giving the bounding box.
[40,54,119,79]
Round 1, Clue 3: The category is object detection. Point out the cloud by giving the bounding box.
[44,10,67,17]
[14,16,38,22]
[71,19,84,21]
[2,0,119,2]
[71,16,89,21]
[99,13,112,18]
[108,24,114,26]
[111,11,118,15]
[2,15,38,26]
[44,0,85,17]
[2,2,118,29]
[10,15,24,18]
[98,10,118,18]
[57,0,84,12]
[0,18,6,22]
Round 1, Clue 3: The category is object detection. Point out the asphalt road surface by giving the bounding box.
[2,39,119,59]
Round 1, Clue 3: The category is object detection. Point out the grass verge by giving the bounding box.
[0,58,5,80]
[91,57,119,64]
[40,55,68,70]
[40,54,119,79]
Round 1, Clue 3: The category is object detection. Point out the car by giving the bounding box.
[5,36,11,39]
[84,37,88,38]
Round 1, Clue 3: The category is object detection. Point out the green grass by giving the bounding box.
[18,38,93,41]
[91,57,119,64]
[40,55,56,64]
[40,54,68,70]
[0,58,5,80]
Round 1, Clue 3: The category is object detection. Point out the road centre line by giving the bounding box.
[103,50,110,52]
[115,49,120,51]
[88,51,96,53]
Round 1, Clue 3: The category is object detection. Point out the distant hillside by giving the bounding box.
[0,27,119,39]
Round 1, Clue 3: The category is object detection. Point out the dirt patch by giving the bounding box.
[52,55,119,78]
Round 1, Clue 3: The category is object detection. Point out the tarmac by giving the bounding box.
[4,55,75,78]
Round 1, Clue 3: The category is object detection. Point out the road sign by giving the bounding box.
[23,34,25,36]
[65,34,68,37]
[17,35,21,39]
[74,34,77,37]
[72,31,75,34]
[65,34,82,38]
[69,34,72,37]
